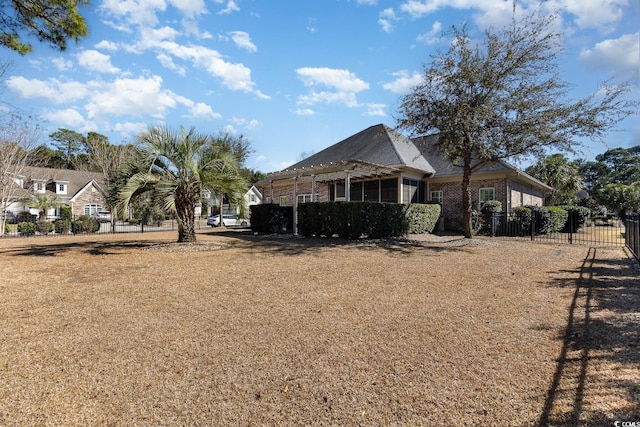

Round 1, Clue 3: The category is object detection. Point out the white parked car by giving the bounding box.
[92,211,112,222]
[206,214,248,227]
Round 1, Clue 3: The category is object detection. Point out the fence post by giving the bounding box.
[531,211,535,241]
[568,212,573,244]
[141,219,144,233]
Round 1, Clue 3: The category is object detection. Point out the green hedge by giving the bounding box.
[546,206,568,234]
[54,219,72,234]
[405,203,441,234]
[250,204,294,234]
[36,221,54,235]
[18,222,36,236]
[72,216,100,234]
[297,202,441,239]
[557,205,590,233]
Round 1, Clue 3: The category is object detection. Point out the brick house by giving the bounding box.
[3,166,108,219]
[257,124,551,232]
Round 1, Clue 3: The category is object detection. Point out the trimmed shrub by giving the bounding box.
[54,219,72,234]
[480,200,502,215]
[72,216,100,234]
[546,207,568,233]
[557,205,591,233]
[298,202,439,239]
[18,222,36,236]
[250,204,293,234]
[36,221,54,235]
[58,205,73,220]
[405,203,441,234]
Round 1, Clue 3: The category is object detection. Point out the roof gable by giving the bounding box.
[413,135,552,190]
[288,124,435,175]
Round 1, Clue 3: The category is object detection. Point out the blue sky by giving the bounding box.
[2,0,639,172]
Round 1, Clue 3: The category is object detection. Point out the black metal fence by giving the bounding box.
[626,214,639,261]
[479,212,627,248]
[1,215,214,238]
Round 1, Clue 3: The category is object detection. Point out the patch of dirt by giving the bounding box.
[0,230,637,426]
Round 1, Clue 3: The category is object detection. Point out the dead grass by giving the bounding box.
[0,230,638,426]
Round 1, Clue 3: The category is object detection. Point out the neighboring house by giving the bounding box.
[2,166,108,219]
[257,124,551,232]
[201,185,263,217]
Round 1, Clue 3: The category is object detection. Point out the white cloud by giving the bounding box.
[216,0,239,14]
[296,67,369,93]
[294,108,316,116]
[85,76,186,120]
[113,121,149,138]
[155,41,268,97]
[364,103,387,116]
[229,31,257,52]
[167,0,207,18]
[398,0,629,31]
[100,0,166,27]
[5,76,88,103]
[382,70,424,94]
[581,32,640,79]
[416,21,442,45]
[156,53,186,75]
[42,108,92,130]
[296,67,369,108]
[187,102,222,119]
[95,40,119,51]
[76,50,121,74]
[51,57,74,71]
[379,8,398,33]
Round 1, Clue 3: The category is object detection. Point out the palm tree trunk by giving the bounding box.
[176,191,197,242]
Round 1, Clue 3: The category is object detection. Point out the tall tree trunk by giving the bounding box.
[176,192,197,243]
[462,154,473,238]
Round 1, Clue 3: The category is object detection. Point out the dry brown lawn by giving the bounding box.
[0,229,638,426]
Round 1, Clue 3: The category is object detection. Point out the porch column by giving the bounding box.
[345,171,351,202]
[269,180,274,204]
[311,175,316,202]
[293,176,298,235]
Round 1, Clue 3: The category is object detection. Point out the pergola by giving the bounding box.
[262,159,403,234]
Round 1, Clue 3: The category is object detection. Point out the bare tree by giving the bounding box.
[0,112,41,231]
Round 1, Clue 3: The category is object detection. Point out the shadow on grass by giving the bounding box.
[0,239,161,257]
[537,248,640,426]
[201,228,477,256]
[0,228,477,258]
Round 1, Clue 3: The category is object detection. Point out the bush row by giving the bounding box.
[250,204,293,234]
[15,217,101,236]
[510,205,589,235]
[249,202,441,239]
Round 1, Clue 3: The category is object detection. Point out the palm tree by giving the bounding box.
[117,126,247,243]
[30,194,60,220]
[526,154,582,205]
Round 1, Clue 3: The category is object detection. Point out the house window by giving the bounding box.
[249,194,256,203]
[430,190,443,204]
[380,178,398,202]
[84,204,102,216]
[479,188,495,208]
[57,183,67,194]
[350,182,363,201]
[402,179,424,203]
[279,196,287,206]
[297,194,312,204]
[35,182,45,192]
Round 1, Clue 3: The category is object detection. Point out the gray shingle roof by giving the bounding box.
[287,124,436,175]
